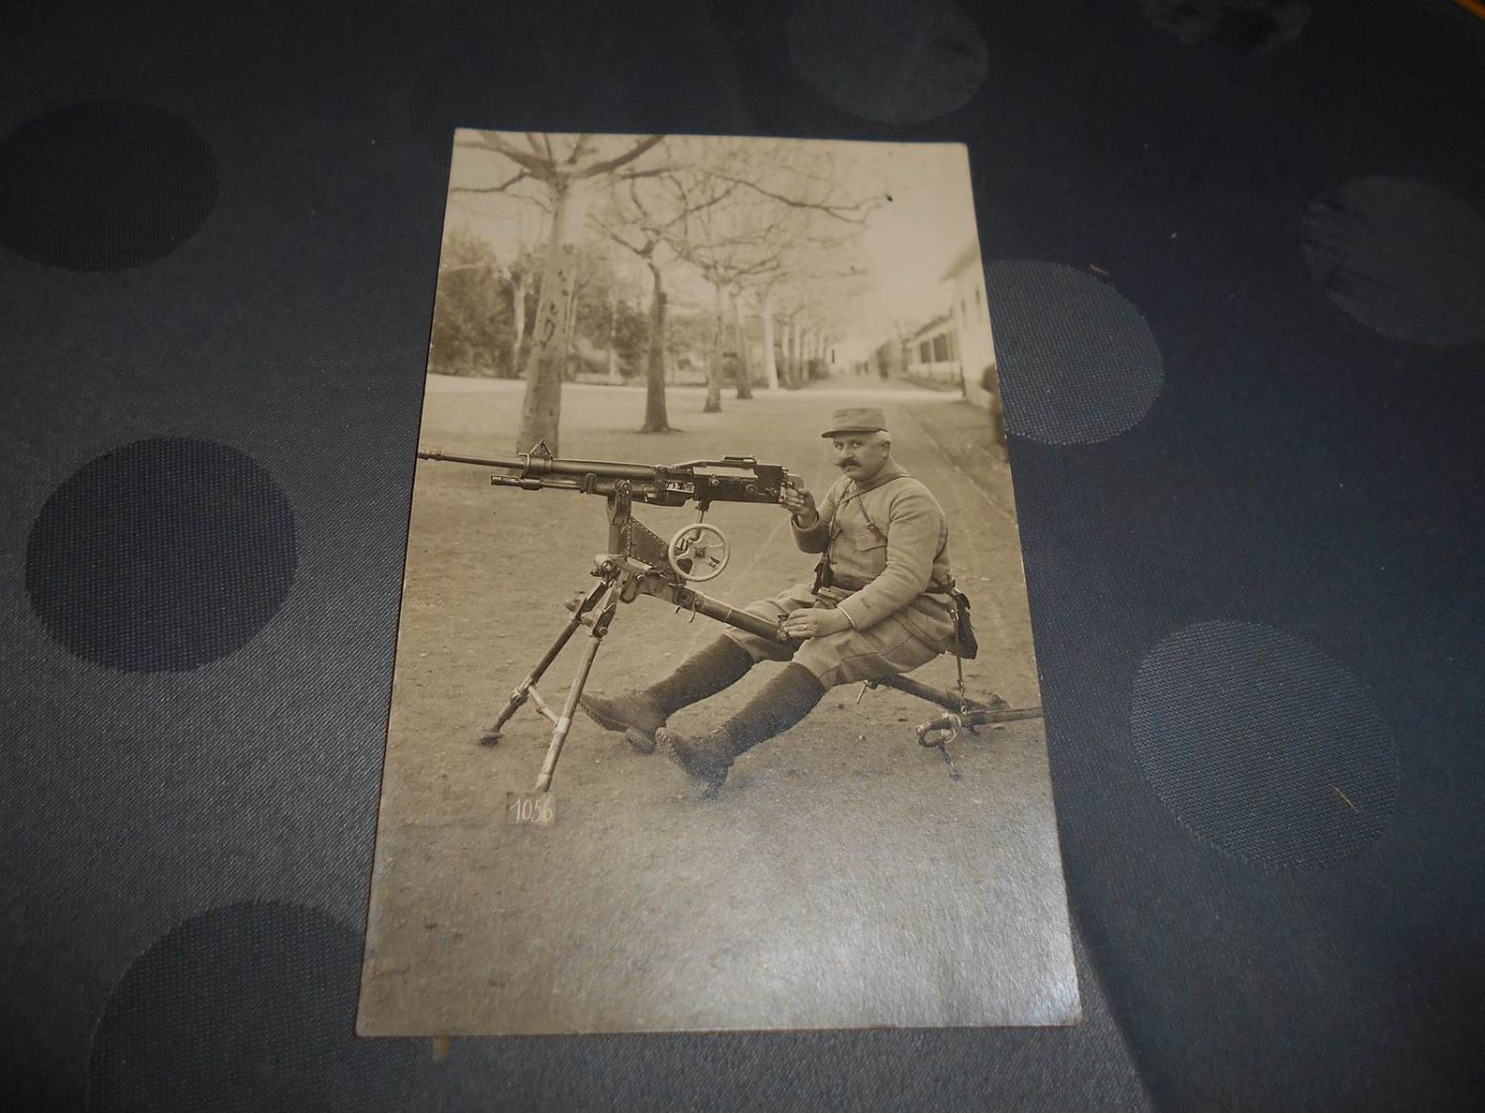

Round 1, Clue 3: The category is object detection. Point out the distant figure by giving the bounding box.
[981,363,1008,461]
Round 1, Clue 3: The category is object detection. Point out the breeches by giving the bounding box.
[721,582,954,688]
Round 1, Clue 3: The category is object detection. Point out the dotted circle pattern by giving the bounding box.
[26,438,297,672]
[1130,621,1397,870]
[1138,0,1312,50]
[786,0,987,124]
[986,260,1165,444]
[0,100,217,271]
[88,902,416,1112]
[1302,175,1485,348]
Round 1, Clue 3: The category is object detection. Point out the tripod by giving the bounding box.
[480,480,798,791]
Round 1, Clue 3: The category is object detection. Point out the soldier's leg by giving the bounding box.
[579,584,810,752]
[579,636,756,753]
[656,663,826,798]
[658,612,943,795]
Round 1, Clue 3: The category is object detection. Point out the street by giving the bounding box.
[358,376,1079,1035]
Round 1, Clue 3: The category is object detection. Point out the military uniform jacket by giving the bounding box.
[790,460,955,636]
[722,459,958,686]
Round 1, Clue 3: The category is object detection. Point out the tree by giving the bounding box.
[427,226,509,377]
[670,168,788,412]
[454,131,666,454]
[592,159,745,432]
[593,171,691,431]
[667,138,878,410]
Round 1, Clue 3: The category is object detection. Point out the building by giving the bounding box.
[902,313,960,385]
[940,241,998,409]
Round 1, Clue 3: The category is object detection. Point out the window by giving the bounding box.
[932,334,949,362]
[919,340,932,364]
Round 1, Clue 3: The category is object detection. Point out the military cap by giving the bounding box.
[820,407,889,438]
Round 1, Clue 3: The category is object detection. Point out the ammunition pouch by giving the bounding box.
[948,588,979,660]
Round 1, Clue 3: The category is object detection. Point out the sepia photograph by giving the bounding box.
[357,131,1080,1035]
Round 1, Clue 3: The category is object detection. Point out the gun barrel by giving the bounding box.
[518,457,660,481]
[417,450,658,482]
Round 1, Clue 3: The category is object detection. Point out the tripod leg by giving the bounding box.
[480,581,608,745]
[533,595,615,793]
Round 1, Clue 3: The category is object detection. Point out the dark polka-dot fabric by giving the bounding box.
[1302,176,1485,347]
[1,2,1482,1112]
[787,0,987,123]
[1130,621,1397,870]
[89,903,418,1112]
[1138,0,1312,50]
[0,100,216,271]
[987,261,1164,444]
[26,438,297,671]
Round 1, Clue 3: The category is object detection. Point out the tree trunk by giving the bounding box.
[509,269,527,378]
[782,318,795,388]
[731,289,753,400]
[561,277,579,380]
[703,281,723,414]
[761,290,778,391]
[517,177,581,454]
[605,286,619,382]
[641,261,671,433]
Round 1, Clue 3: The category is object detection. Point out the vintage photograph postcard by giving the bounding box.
[357,132,1080,1035]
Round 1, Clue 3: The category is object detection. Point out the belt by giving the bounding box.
[812,585,856,606]
[813,581,958,604]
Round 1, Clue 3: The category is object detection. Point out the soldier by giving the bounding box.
[580,406,961,796]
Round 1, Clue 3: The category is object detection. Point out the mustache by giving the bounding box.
[838,459,859,468]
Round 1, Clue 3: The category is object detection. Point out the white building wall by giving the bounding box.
[949,259,997,407]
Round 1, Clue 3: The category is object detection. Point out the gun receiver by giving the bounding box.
[417,445,796,511]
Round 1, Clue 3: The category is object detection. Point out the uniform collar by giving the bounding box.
[843,459,908,495]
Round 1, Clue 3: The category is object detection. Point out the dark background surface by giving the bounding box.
[2,1,1482,1109]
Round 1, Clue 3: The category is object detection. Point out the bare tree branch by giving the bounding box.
[456,132,554,177]
[577,134,666,180]
[700,168,877,223]
[566,133,594,165]
[450,168,530,195]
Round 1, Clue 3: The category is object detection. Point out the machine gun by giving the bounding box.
[419,445,794,508]
[419,441,1040,792]
[418,442,795,585]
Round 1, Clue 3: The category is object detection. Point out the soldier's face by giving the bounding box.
[832,434,890,482]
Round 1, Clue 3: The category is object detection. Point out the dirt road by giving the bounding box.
[358,378,1078,1035]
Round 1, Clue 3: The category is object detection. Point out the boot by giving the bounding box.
[656,663,826,798]
[580,636,754,753]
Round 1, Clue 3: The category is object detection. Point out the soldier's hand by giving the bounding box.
[782,607,851,639]
[779,482,818,526]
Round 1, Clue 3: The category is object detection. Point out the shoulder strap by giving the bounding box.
[845,474,915,543]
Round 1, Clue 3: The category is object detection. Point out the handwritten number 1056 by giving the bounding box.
[508,794,554,824]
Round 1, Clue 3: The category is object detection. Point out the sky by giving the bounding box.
[442,133,986,354]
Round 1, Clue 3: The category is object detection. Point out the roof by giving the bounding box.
[906,313,952,341]
[939,241,982,283]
